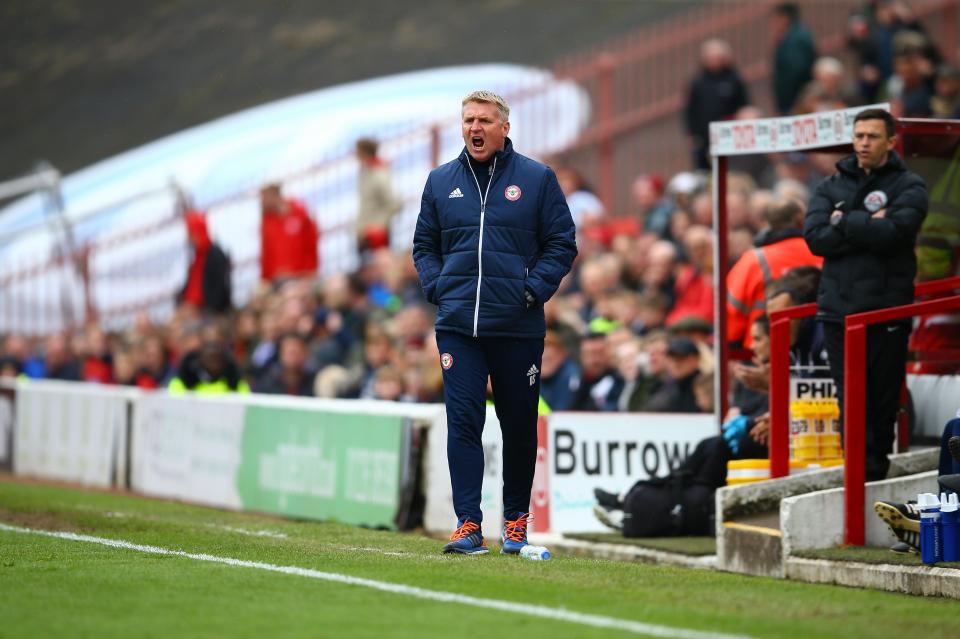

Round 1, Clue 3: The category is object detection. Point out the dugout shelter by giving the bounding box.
[710,104,960,544]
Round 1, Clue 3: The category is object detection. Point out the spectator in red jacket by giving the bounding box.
[259,183,319,283]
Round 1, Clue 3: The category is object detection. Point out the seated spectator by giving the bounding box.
[618,331,668,412]
[555,166,605,229]
[631,173,673,238]
[135,335,171,387]
[0,356,21,379]
[540,330,580,412]
[256,333,314,396]
[168,327,249,395]
[642,337,702,413]
[43,333,81,381]
[931,64,960,118]
[80,325,113,384]
[570,332,623,412]
[372,365,404,401]
[666,226,714,327]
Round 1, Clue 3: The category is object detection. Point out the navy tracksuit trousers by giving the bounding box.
[436,330,544,524]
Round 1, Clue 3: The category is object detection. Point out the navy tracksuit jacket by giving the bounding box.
[413,138,577,524]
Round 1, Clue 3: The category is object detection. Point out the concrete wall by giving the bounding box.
[781,471,939,554]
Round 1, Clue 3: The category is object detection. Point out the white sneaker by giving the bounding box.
[592,504,624,531]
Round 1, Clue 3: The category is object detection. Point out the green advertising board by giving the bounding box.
[238,406,406,529]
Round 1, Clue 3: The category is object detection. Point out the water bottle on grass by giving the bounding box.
[519,545,551,561]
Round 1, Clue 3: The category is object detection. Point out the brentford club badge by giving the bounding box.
[863,190,888,213]
[440,352,454,370]
[505,185,522,201]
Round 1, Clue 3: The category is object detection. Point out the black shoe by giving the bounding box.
[949,436,960,464]
[594,488,622,509]
[938,473,960,495]
[889,541,917,555]
[874,501,920,552]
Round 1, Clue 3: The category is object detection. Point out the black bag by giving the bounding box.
[621,471,715,538]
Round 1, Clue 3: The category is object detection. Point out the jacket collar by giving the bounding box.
[836,149,905,177]
[458,137,515,169]
[755,227,803,247]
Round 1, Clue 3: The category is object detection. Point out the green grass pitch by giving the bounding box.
[0,478,958,639]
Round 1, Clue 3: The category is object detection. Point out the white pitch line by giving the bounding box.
[0,522,754,639]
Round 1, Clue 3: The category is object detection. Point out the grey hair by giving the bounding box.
[462,90,510,122]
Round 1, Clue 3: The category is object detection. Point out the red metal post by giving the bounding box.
[714,154,729,420]
[844,320,868,546]
[596,54,616,214]
[769,316,792,478]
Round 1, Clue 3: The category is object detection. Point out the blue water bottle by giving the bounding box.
[918,493,942,565]
[940,492,959,563]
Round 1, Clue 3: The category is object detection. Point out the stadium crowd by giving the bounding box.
[0,0,955,415]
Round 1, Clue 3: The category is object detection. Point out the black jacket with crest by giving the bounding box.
[804,151,928,322]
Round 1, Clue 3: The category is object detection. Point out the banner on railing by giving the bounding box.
[423,410,718,536]
[710,103,889,156]
[0,384,14,473]
[546,412,717,533]
[132,394,414,529]
[13,382,130,488]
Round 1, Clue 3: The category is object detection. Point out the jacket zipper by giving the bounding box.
[465,155,497,337]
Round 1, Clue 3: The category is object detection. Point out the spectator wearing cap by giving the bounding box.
[570,332,623,412]
[642,337,702,413]
[683,38,750,170]
[771,3,818,114]
[539,331,580,412]
[668,316,713,345]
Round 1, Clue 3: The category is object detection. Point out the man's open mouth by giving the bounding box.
[471,136,484,151]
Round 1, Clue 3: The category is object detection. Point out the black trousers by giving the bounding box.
[821,320,910,481]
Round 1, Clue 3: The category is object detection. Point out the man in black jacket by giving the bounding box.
[804,108,928,480]
[683,39,749,170]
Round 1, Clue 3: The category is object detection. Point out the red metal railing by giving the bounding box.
[767,276,960,545]
[844,292,960,544]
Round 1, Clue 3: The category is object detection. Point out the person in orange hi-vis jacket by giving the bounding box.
[726,197,822,349]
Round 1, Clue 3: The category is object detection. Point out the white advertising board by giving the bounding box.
[13,382,130,487]
[710,103,889,156]
[546,413,718,533]
[131,393,246,509]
